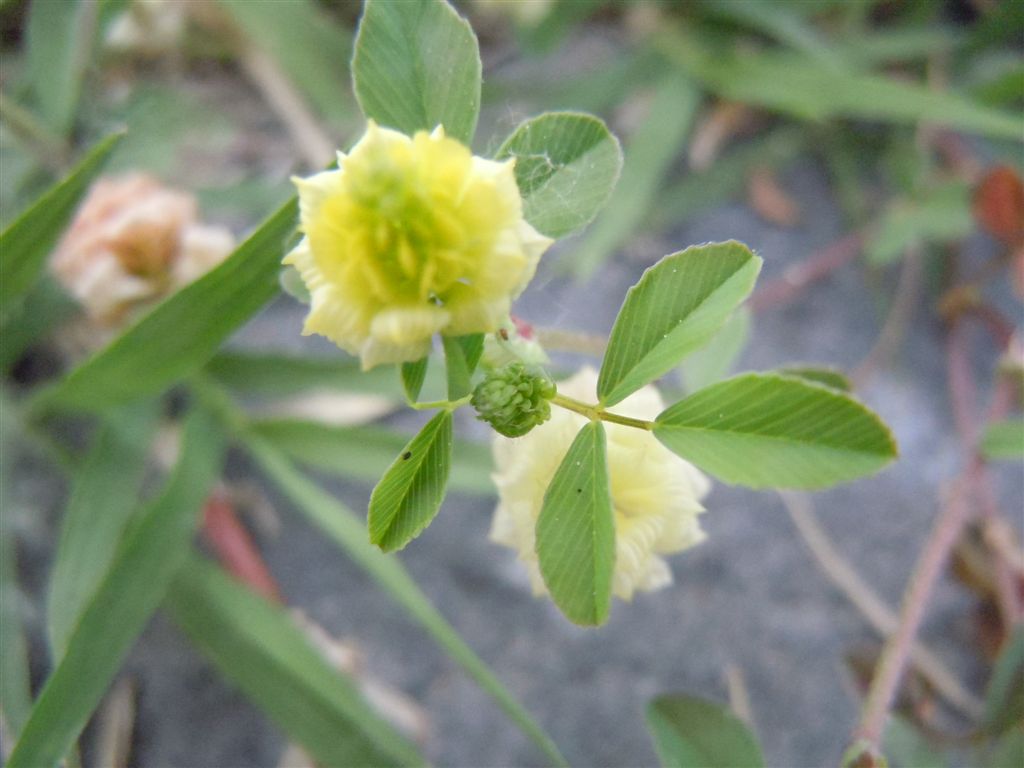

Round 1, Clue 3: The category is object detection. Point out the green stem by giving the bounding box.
[408,394,471,412]
[550,393,655,431]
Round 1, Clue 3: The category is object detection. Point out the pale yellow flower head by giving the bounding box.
[490,367,711,601]
[285,121,553,370]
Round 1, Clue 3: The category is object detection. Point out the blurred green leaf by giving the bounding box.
[486,49,662,117]
[207,350,399,398]
[598,242,762,407]
[239,430,568,767]
[368,410,452,552]
[659,27,1024,140]
[836,27,962,68]
[496,111,623,239]
[26,0,94,135]
[778,366,852,392]
[353,0,481,144]
[48,402,159,656]
[168,556,423,767]
[0,132,123,308]
[0,393,31,740]
[883,716,946,768]
[536,421,614,626]
[679,307,750,394]
[866,183,974,265]
[41,198,298,412]
[8,406,224,768]
[566,74,699,277]
[0,277,77,371]
[654,373,898,489]
[984,625,1024,736]
[649,128,804,232]
[701,0,844,66]
[981,419,1024,461]
[987,728,1024,768]
[217,0,354,125]
[250,418,493,495]
[646,693,765,768]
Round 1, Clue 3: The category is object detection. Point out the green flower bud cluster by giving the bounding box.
[471,362,556,438]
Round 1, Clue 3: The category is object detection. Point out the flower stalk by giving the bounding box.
[550,392,655,431]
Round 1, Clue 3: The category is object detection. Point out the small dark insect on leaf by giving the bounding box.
[402,451,412,460]
[498,328,509,341]
[576,488,582,493]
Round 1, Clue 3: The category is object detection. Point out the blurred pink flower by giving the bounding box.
[51,173,234,330]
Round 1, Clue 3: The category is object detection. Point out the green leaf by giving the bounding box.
[250,418,493,495]
[401,357,429,403]
[654,373,898,489]
[167,556,423,767]
[565,74,699,276]
[646,694,765,768]
[984,624,1024,736]
[598,242,762,407]
[495,111,623,239]
[0,277,77,371]
[442,333,483,400]
[352,0,481,144]
[7,406,224,768]
[217,0,354,125]
[48,401,159,656]
[0,132,123,307]
[0,394,31,740]
[368,410,452,552]
[659,27,1024,140]
[987,728,1024,768]
[778,366,852,392]
[240,430,568,767]
[981,419,1024,461]
[40,198,298,412]
[679,307,750,393]
[536,421,614,626]
[206,350,401,399]
[883,716,947,768]
[866,183,974,265]
[26,0,94,135]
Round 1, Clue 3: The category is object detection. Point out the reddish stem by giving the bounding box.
[748,232,863,312]
[202,491,282,603]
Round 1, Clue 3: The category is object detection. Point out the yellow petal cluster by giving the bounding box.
[285,121,553,370]
[490,368,710,601]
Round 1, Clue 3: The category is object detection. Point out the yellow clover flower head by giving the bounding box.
[490,367,711,601]
[284,121,553,370]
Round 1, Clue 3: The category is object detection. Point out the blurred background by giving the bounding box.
[1,1,1022,766]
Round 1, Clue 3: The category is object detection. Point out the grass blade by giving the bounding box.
[0,132,123,307]
[8,406,224,768]
[40,197,298,412]
[47,401,160,655]
[237,428,568,767]
[167,556,423,766]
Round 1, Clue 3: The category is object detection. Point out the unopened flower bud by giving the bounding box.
[471,362,555,438]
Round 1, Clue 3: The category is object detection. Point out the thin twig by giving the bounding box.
[851,246,924,387]
[723,662,756,729]
[748,232,863,313]
[779,491,984,720]
[534,327,607,357]
[852,474,975,747]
